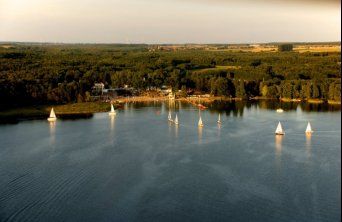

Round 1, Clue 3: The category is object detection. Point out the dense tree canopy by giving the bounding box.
[0,44,340,108]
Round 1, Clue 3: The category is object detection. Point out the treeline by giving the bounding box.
[0,44,340,108]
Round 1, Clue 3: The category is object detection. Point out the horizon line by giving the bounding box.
[0,40,341,45]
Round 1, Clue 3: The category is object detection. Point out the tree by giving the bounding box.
[250,59,262,68]
[278,44,293,52]
[329,81,341,101]
[267,85,280,98]
[312,82,320,99]
[302,82,312,99]
[211,77,229,96]
[235,80,246,98]
[261,85,268,97]
[281,81,293,98]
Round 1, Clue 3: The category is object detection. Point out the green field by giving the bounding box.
[0,102,114,123]
[195,65,242,73]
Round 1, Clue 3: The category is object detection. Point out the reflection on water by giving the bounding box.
[175,125,179,139]
[124,102,129,115]
[168,100,176,110]
[209,100,245,117]
[208,100,340,117]
[108,116,116,144]
[0,101,340,222]
[275,135,283,170]
[305,133,312,159]
[168,121,172,136]
[275,135,283,154]
[110,116,116,132]
[198,126,203,144]
[178,101,182,110]
[217,123,221,138]
[119,100,340,118]
[49,121,56,145]
[161,103,166,115]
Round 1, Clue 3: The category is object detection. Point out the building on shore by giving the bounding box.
[92,83,105,95]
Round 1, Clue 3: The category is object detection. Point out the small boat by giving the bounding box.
[198,116,204,127]
[275,122,285,135]
[198,104,207,110]
[276,109,284,113]
[47,108,57,122]
[305,122,314,134]
[109,104,117,116]
[174,114,179,125]
[168,111,172,121]
[217,114,221,124]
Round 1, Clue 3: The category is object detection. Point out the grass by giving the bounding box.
[52,102,111,114]
[0,102,114,123]
[196,65,241,73]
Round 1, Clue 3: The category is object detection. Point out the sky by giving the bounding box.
[0,0,340,44]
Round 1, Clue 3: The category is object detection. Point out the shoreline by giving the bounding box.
[0,96,340,123]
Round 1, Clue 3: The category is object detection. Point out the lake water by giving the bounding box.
[0,101,341,222]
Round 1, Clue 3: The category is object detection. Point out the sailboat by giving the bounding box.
[47,108,57,122]
[174,114,179,125]
[217,114,221,125]
[275,122,285,135]
[305,122,314,134]
[168,111,172,122]
[198,116,204,127]
[109,104,116,116]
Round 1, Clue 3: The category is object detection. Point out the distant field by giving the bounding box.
[2,42,340,53]
[206,44,341,53]
[196,65,241,73]
[1,45,13,49]
[209,47,276,53]
[294,45,341,53]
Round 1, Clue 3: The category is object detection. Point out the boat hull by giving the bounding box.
[109,112,116,116]
[47,117,57,122]
[275,132,285,135]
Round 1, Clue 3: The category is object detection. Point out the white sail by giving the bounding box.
[275,122,285,135]
[175,114,179,125]
[50,108,56,118]
[306,122,313,133]
[109,104,116,116]
[47,108,57,121]
[168,111,172,121]
[198,117,203,127]
[217,114,221,124]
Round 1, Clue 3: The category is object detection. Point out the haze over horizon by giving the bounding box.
[0,0,340,44]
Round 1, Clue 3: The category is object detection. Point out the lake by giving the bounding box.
[0,101,341,222]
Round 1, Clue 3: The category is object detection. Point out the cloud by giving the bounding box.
[0,0,340,43]
[178,0,340,7]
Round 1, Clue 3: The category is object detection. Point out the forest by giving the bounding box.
[0,43,340,108]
